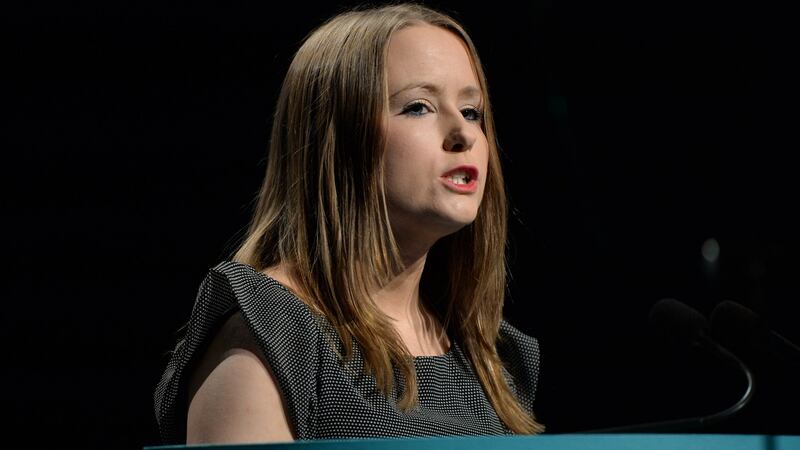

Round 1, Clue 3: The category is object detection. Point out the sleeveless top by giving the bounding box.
[153,261,540,444]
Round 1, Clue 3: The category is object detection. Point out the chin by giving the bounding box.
[436,212,478,236]
[391,206,479,242]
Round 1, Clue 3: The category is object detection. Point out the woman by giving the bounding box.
[154,3,544,444]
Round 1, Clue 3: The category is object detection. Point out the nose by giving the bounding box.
[442,113,476,153]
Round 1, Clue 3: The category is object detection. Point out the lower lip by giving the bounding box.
[440,177,478,193]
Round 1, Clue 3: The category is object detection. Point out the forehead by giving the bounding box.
[386,24,480,94]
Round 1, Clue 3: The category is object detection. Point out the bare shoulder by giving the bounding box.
[187,310,294,444]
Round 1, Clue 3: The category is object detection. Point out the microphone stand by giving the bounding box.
[574,342,755,433]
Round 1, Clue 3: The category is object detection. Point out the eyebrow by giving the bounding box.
[389,82,482,101]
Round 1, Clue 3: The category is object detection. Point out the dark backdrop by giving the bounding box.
[3,1,798,448]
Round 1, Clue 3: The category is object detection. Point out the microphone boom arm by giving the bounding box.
[576,341,755,434]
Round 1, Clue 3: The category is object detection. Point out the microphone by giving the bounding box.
[711,300,800,367]
[578,298,755,433]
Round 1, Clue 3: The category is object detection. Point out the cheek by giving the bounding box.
[386,124,427,156]
[384,126,434,186]
[477,136,491,183]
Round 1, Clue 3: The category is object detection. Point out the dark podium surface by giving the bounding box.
[145,434,800,450]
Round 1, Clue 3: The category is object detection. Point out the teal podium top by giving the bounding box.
[145,434,800,450]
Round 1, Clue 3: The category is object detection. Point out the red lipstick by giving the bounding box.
[440,165,479,193]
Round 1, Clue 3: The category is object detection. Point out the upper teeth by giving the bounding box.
[447,171,471,185]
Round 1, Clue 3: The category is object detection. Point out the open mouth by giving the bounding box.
[440,165,479,192]
[445,172,472,185]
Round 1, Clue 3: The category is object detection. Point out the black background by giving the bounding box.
[3,1,798,448]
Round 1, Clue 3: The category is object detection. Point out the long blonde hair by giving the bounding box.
[233,3,543,434]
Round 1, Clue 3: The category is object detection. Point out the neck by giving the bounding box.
[372,248,450,356]
[371,251,428,326]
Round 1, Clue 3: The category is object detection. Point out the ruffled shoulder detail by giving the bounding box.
[497,320,541,415]
[153,261,322,443]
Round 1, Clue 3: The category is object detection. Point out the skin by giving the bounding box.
[375,23,489,354]
[383,24,489,254]
[186,24,489,444]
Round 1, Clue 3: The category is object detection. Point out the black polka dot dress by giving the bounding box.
[153,261,540,444]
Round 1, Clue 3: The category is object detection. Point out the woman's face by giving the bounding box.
[384,24,489,246]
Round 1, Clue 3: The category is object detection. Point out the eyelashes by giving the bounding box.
[461,106,484,122]
[401,102,431,117]
[401,101,484,122]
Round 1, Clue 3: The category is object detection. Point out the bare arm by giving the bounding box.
[186,311,294,444]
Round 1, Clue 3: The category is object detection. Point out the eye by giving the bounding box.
[401,101,432,117]
[461,107,484,122]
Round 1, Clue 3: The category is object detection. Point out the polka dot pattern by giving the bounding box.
[153,261,540,444]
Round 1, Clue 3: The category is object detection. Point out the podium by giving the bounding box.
[145,434,800,450]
